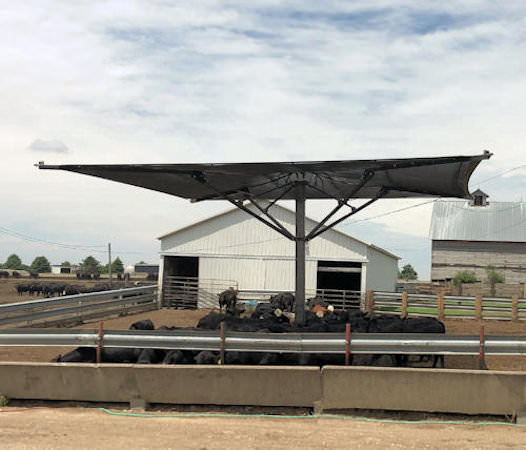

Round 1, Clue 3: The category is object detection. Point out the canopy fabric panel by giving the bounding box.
[38,153,491,201]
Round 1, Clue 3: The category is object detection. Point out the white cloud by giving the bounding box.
[28,139,69,153]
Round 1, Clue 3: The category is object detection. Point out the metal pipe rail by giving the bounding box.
[0,286,158,326]
[1,329,526,356]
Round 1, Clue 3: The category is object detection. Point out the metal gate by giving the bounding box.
[162,276,238,309]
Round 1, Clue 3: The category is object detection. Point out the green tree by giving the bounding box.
[486,265,504,284]
[452,271,477,286]
[398,264,418,280]
[30,256,51,273]
[80,256,101,275]
[112,257,124,274]
[4,254,23,270]
[100,257,125,274]
[61,261,71,267]
[486,265,504,296]
[136,260,147,265]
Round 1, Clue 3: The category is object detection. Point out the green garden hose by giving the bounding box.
[100,408,525,427]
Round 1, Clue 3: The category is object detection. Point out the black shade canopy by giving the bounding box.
[38,152,491,202]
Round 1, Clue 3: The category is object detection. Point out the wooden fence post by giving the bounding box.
[479,325,487,370]
[96,321,104,364]
[401,292,408,319]
[437,291,445,321]
[220,322,226,364]
[475,295,483,321]
[365,290,374,314]
[512,295,519,322]
[345,323,351,366]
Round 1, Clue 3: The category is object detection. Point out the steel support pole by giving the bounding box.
[295,183,306,326]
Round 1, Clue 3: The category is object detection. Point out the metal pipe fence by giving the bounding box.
[0,328,525,356]
[0,286,158,327]
[238,289,361,310]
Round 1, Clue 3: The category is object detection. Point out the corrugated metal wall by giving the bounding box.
[198,257,318,291]
[365,247,398,291]
[160,205,369,261]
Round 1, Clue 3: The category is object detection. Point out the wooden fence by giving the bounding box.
[367,291,526,321]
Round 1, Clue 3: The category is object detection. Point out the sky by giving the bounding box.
[1,1,526,278]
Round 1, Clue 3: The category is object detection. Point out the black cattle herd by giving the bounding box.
[15,282,121,297]
[52,291,446,368]
[0,270,36,279]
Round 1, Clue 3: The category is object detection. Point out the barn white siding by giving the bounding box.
[160,204,398,294]
[365,247,398,291]
[199,257,265,290]
[160,205,369,262]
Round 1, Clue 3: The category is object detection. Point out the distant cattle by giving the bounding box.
[0,271,9,278]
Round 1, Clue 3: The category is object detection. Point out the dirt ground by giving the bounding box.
[0,407,524,449]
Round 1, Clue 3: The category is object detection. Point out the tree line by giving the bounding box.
[0,254,146,274]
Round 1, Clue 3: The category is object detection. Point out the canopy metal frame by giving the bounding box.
[185,166,389,325]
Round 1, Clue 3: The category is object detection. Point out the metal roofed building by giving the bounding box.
[429,191,526,283]
[158,203,399,306]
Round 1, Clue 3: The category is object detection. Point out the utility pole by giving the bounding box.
[108,242,112,286]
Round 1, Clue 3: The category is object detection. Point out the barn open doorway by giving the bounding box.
[163,256,199,278]
[316,260,361,292]
[162,256,199,308]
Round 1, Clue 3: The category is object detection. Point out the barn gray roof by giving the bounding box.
[430,200,526,243]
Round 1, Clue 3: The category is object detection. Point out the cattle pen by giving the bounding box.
[11,153,526,419]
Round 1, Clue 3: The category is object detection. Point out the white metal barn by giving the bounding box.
[158,203,398,306]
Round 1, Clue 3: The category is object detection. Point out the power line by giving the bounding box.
[0,225,107,251]
[473,163,526,187]
[340,199,438,226]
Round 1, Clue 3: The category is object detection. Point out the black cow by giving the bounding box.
[402,317,446,368]
[129,319,155,330]
[162,349,187,364]
[16,284,28,296]
[270,292,295,312]
[136,348,166,364]
[197,312,226,330]
[52,347,96,363]
[218,288,238,314]
[0,271,9,278]
[194,351,219,364]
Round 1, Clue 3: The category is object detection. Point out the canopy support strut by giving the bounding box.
[190,171,389,326]
[295,182,306,326]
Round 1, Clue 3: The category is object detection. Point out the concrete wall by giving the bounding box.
[2,363,526,415]
[321,366,526,415]
[0,363,320,408]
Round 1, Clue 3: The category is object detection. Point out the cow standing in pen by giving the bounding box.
[218,288,238,315]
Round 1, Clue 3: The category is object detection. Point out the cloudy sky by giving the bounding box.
[1,1,525,277]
